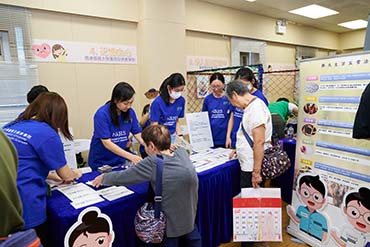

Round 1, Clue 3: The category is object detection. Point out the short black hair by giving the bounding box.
[299,175,326,197]
[345,187,370,210]
[277,97,289,103]
[142,104,150,116]
[27,85,49,103]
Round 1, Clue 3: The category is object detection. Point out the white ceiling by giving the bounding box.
[202,0,370,33]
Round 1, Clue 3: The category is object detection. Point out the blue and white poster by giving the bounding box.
[287,52,370,247]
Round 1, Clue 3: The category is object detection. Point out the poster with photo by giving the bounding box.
[196,75,210,98]
[287,52,370,247]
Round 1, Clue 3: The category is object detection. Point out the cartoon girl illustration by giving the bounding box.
[52,44,67,62]
[64,207,115,247]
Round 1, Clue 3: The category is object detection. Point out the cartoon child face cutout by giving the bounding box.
[72,231,113,247]
[343,187,370,233]
[64,207,115,247]
[298,182,326,211]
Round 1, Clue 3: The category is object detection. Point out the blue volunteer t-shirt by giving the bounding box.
[202,94,232,147]
[253,89,269,106]
[88,104,142,170]
[231,106,244,148]
[3,120,66,229]
[150,96,185,134]
[231,89,269,148]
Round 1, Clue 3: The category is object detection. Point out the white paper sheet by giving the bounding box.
[98,186,134,201]
[190,148,235,173]
[57,183,104,209]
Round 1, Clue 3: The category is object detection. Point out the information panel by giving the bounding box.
[287,52,370,247]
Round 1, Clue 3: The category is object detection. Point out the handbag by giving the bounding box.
[241,124,291,179]
[0,229,43,247]
[134,156,166,243]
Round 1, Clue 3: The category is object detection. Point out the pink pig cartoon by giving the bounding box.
[32,43,51,59]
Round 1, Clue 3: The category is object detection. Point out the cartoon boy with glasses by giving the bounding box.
[287,174,328,242]
[331,187,370,247]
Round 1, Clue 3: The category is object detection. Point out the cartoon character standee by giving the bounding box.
[287,174,329,243]
[330,187,370,247]
[64,207,115,247]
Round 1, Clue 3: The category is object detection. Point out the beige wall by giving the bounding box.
[0,0,138,22]
[138,0,186,100]
[31,10,139,139]
[186,30,230,60]
[185,0,339,50]
[339,29,366,50]
[266,42,296,65]
[3,0,358,141]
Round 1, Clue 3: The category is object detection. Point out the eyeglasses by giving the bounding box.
[346,206,370,224]
[300,188,324,203]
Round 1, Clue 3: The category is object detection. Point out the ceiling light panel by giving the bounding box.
[338,19,368,29]
[289,4,339,19]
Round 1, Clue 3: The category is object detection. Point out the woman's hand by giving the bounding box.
[169,144,178,152]
[252,170,262,188]
[228,149,237,160]
[225,136,232,149]
[73,169,83,179]
[128,154,142,164]
[92,174,104,188]
[47,171,63,182]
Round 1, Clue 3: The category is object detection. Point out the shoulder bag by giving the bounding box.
[134,156,166,243]
[241,124,291,179]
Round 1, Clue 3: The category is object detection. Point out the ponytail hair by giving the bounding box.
[235,67,259,89]
[159,73,185,105]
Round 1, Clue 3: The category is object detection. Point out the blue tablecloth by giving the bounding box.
[45,159,241,247]
[272,138,296,204]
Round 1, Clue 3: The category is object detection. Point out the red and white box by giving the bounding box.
[233,188,282,242]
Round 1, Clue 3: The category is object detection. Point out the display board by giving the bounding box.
[287,52,370,247]
[186,112,213,151]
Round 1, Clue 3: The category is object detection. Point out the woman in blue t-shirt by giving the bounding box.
[88,82,145,171]
[2,92,82,243]
[150,73,186,137]
[202,72,233,148]
[228,67,269,148]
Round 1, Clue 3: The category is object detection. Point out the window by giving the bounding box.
[240,52,260,66]
[0,6,38,127]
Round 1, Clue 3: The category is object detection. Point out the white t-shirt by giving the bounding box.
[236,98,272,172]
[339,226,368,247]
[288,102,297,113]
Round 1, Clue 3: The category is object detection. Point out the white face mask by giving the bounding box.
[247,84,253,91]
[169,90,182,100]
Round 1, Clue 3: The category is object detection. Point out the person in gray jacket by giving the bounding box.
[92,125,201,247]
